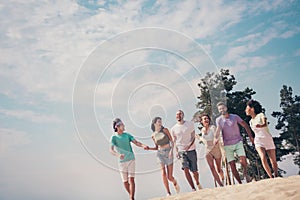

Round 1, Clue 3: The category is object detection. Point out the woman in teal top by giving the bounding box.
[147,117,180,196]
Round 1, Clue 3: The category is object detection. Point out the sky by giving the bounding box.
[0,0,299,200]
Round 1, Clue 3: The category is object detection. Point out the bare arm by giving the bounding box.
[132,139,149,149]
[239,120,254,145]
[184,130,195,151]
[110,145,124,160]
[214,125,221,145]
[147,136,158,150]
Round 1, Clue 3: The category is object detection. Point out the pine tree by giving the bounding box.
[272,85,300,174]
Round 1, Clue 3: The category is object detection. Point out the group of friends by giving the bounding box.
[110,100,278,200]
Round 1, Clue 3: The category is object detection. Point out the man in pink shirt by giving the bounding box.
[215,102,254,184]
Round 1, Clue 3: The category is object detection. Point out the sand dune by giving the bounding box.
[150,175,300,200]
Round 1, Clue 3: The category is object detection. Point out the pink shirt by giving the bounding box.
[216,114,243,146]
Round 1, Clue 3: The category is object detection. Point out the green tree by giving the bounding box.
[195,69,236,121]
[272,85,300,174]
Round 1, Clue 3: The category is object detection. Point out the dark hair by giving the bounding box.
[151,117,164,132]
[113,118,122,132]
[217,102,227,107]
[177,109,184,116]
[199,113,211,126]
[247,100,262,114]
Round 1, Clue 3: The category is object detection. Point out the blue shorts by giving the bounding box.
[157,147,173,166]
[179,149,198,172]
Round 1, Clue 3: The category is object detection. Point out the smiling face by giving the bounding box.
[218,104,228,115]
[245,105,254,116]
[176,110,184,122]
[201,115,210,127]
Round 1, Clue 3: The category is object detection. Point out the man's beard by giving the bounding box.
[220,111,227,115]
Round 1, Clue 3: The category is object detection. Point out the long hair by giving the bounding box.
[151,117,164,132]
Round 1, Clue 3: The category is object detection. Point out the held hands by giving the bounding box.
[143,146,149,150]
[119,154,125,160]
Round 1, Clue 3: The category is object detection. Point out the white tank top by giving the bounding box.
[202,125,216,142]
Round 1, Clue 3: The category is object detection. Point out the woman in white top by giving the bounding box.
[245,100,278,178]
[198,113,224,187]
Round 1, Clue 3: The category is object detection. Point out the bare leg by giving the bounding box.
[229,160,242,184]
[206,155,223,187]
[123,181,130,194]
[184,168,196,190]
[166,164,180,193]
[215,157,224,182]
[161,164,171,195]
[256,147,272,178]
[266,149,278,177]
[193,171,200,185]
[240,156,249,182]
[129,177,135,200]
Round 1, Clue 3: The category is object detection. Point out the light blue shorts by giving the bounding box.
[223,141,246,162]
[157,147,173,166]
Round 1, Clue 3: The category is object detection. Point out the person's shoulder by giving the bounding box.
[216,115,222,123]
[231,113,242,119]
[122,132,131,137]
[163,127,170,132]
[210,125,216,129]
[110,134,117,142]
[257,112,265,118]
[185,120,194,125]
[171,123,178,129]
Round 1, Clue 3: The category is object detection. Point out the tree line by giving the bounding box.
[195,69,300,179]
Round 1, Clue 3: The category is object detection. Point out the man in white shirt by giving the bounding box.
[171,110,202,191]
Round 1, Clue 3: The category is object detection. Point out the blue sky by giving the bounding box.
[0,0,299,199]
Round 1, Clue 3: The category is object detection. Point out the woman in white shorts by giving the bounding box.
[246,100,278,178]
[147,117,180,196]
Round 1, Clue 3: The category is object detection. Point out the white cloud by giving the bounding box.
[0,109,63,123]
[0,128,31,154]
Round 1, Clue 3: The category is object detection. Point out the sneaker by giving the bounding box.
[166,193,171,197]
[192,188,196,192]
[197,183,202,190]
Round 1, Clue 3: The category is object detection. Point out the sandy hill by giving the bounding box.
[150,175,300,200]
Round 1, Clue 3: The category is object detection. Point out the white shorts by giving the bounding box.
[118,160,135,182]
[254,136,275,150]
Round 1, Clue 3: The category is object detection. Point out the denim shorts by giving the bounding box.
[157,147,173,166]
[178,149,198,172]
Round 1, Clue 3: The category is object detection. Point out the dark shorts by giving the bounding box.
[178,149,198,172]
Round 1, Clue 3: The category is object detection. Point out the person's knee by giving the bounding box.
[167,174,174,181]
[129,177,135,183]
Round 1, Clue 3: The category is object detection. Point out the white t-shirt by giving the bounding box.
[250,113,272,138]
[171,120,195,151]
